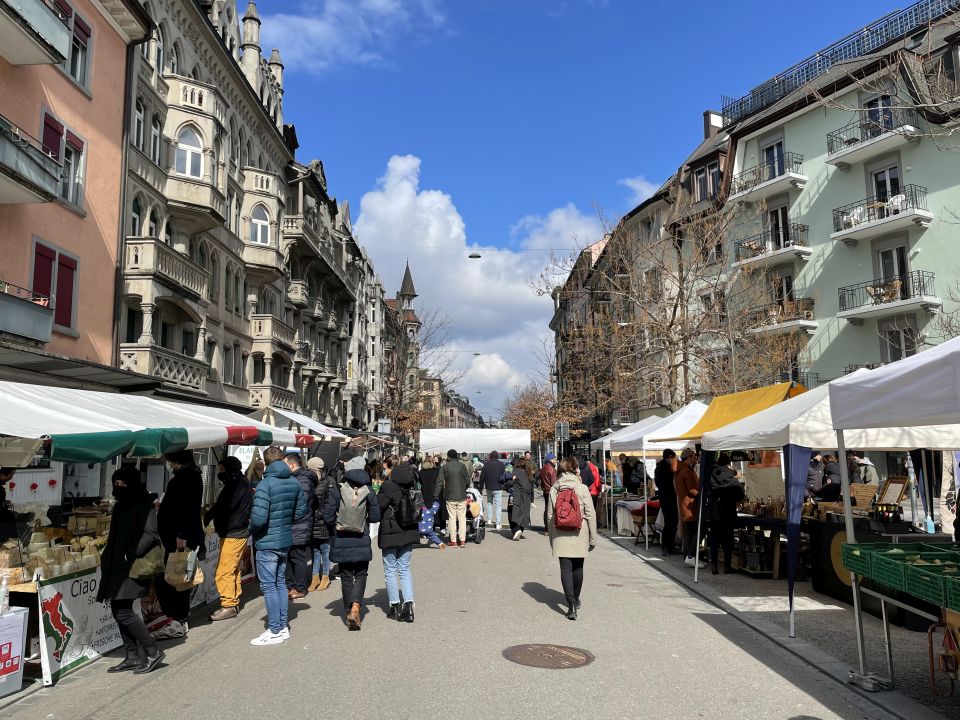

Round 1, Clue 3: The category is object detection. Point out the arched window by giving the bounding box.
[234,271,243,314]
[230,119,238,163]
[245,141,252,167]
[257,153,264,169]
[175,126,203,178]
[250,204,270,245]
[155,25,165,72]
[134,99,144,150]
[191,65,202,81]
[163,219,173,245]
[239,130,247,166]
[147,208,158,237]
[141,4,152,59]
[209,253,219,302]
[150,115,162,164]
[196,242,207,270]
[224,263,234,307]
[169,42,179,74]
[131,196,142,235]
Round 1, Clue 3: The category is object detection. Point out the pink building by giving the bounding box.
[0,0,149,384]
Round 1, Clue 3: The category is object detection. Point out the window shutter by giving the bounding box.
[33,244,56,299]
[42,115,64,161]
[54,255,77,327]
[65,131,83,150]
[53,0,73,24]
[73,16,91,42]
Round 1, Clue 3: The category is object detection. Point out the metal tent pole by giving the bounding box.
[779,449,795,639]
[836,429,868,679]
[643,437,650,551]
[693,453,703,583]
[921,451,934,533]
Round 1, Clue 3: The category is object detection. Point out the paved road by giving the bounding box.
[3,523,911,720]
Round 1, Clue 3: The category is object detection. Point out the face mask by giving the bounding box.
[112,484,130,500]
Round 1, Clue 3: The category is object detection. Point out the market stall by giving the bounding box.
[418,428,531,455]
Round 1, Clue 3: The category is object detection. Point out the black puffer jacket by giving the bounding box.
[97,489,159,602]
[158,464,205,559]
[706,466,745,524]
[290,466,317,546]
[204,469,252,539]
[312,472,337,542]
[377,464,421,550]
[419,465,441,506]
[323,466,382,563]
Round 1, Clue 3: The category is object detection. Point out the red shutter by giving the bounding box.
[73,16,90,42]
[65,131,83,150]
[53,0,72,24]
[54,255,77,327]
[33,245,56,299]
[41,115,63,161]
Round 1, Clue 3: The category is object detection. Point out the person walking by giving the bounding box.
[547,457,598,620]
[323,456,381,630]
[284,452,317,600]
[378,455,419,622]
[505,457,534,541]
[307,456,335,592]
[654,449,678,556]
[674,448,704,569]
[440,449,471,547]
[539,453,557,532]
[479,451,504,529]
[97,467,165,674]
[152,450,205,641]
[205,456,252,621]
[706,453,745,575]
[248,446,309,646]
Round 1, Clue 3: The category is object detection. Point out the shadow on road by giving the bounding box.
[521,581,567,616]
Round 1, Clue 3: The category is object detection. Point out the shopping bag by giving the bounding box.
[129,545,165,579]
[164,549,202,591]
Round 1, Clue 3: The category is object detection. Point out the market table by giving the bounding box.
[614,498,646,536]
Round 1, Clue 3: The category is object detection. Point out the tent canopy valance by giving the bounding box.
[608,401,708,453]
[419,428,531,455]
[0,381,323,463]
[249,406,348,439]
[589,415,663,450]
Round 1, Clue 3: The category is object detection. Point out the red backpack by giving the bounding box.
[554,487,583,530]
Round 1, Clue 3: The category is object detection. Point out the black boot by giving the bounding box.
[711,562,719,575]
[107,649,140,673]
[399,601,415,623]
[133,649,165,675]
[386,603,401,620]
[566,604,577,620]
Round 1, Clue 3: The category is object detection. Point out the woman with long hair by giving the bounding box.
[505,457,534,541]
[547,457,598,620]
[377,455,419,622]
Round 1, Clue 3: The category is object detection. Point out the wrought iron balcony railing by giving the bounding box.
[832,184,928,232]
[838,270,935,311]
[729,152,804,196]
[734,224,808,262]
[826,106,919,155]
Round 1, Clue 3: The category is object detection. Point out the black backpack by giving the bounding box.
[395,487,422,529]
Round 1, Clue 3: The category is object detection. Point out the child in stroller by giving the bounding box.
[465,487,486,544]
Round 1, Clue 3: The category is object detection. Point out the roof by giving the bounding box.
[403,309,420,324]
[0,343,159,392]
[385,298,398,310]
[400,262,417,298]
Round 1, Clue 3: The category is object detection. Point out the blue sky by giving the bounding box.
[259,0,903,416]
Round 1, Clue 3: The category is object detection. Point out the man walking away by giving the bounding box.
[248,446,308,646]
[655,449,678,556]
[674,448,705,569]
[479,452,504,529]
[205,457,252,621]
[284,452,316,599]
[539,453,557,532]
[307,457,335,592]
[440,449,471,547]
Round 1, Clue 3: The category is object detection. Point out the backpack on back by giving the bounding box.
[554,486,583,531]
[395,487,422,529]
[336,482,370,534]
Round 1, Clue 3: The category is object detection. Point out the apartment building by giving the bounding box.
[0,0,149,386]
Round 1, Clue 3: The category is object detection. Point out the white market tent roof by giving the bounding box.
[589,414,663,450]
[419,428,531,454]
[610,401,708,453]
[831,335,960,431]
[249,406,348,439]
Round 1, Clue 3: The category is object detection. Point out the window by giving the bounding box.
[881,323,917,363]
[125,307,142,343]
[224,264,234,308]
[866,95,895,134]
[59,133,84,205]
[234,272,242,313]
[873,163,900,202]
[250,204,270,245]
[206,339,216,378]
[223,345,234,383]
[155,26,164,73]
[33,242,78,329]
[147,209,158,237]
[41,114,63,161]
[134,100,144,150]
[181,330,195,357]
[131,196,142,235]
[169,43,179,75]
[175,126,203,178]
[692,161,720,202]
[771,273,794,305]
[150,116,162,164]
[253,355,265,384]
[164,219,173,246]
[209,253,219,302]
[226,189,235,229]
[877,245,908,299]
[767,205,790,249]
[66,14,90,86]
[617,408,632,425]
[761,140,785,180]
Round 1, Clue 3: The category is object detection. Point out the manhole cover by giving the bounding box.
[502,644,595,669]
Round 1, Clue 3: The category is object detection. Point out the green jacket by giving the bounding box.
[439,459,471,502]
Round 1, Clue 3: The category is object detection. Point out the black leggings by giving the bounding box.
[339,561,369,610]
[559,557,584,606]
[111,598,157,656]
[155,575,191,623]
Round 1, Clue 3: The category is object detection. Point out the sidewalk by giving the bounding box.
[604,531,954,720]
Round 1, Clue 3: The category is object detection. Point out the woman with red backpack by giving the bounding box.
[547,457,598,620]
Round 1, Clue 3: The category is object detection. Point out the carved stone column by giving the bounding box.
[138,303,155,345]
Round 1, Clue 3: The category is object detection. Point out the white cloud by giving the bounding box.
[260,0,445,74]
[355,155,602,417]
[618,175,658,205]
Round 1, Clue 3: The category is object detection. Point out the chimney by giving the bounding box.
[703,110,723,139]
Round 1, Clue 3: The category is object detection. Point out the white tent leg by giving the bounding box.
[921,451,934,533]
[693,497,703,584]
[836,429,868,679]
[643,439,650,551]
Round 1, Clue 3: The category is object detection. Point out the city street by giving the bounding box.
[0,515,925,720]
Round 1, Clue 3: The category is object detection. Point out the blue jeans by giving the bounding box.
[382,544,414,604]
[486,489,502,525]
[311,541,331,577]
[255,549,288,633]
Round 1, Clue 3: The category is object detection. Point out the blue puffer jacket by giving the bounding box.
[323,466,381,563]
[249,460,308,551]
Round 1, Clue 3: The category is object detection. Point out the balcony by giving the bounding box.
[837,270,941,324]
[0,279,52,343]
[165,174,226,225]
[118,344,207,394]
[748,298,817,335]
[0,0,71,64]
[0,112,61,202]
[732,224,811,270]
[826,107,921,169]
[250,313,296,352]
[249,383,295,411]
[728,152,806,204]
[286,280,308,309]
[243,167,280,197]
[124,238,208,300]
[303,349,325,377]
[306,296,325,321]
[329,364,347,387]
[242,243,284,283]
[294,340,310,364]
[843,363,882,374]
[166,76,226,125]
[830,185,932,246]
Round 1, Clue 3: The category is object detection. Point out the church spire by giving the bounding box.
[399,262,417,305]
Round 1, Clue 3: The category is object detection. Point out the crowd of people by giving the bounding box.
[95,445,603,673]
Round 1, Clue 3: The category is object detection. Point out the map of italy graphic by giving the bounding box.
[41,593,74,662]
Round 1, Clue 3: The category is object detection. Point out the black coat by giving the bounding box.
[158,464,205,559]
[312,473,337,542]
[654,459,675,499]
[323,469,381,564]
[419,466,441,506]
[478,459,503,493]
[377,472,421,550]
[806,460,824,496]
[204,469,252,538]
[97,491,159,602]
[706,466,745,525]
[504,467,533,529]
[290,467,317,546]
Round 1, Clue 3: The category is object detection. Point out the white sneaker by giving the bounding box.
[151,620,186,640]
[684,556,706,568]
[513,529,522,541]
[249,630,285,646]
[278,626,290,640]
[496,524,503,530]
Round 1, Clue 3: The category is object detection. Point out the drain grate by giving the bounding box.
[606,583,623,587]
[502,644,595,669]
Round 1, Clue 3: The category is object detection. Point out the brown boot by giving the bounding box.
[347,602,362,631]
[308,574,321,592]
[317,575,331,592]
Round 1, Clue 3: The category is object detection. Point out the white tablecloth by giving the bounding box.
[614,499,648,535]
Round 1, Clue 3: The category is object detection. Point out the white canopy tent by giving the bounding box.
[611,401,708,453]
[419,428,531,455]
[249,406,348,439]
[590,414,663,450]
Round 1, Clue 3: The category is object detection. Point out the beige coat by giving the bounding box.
[547,473,598,558]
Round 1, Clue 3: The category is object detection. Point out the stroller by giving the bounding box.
[465,487,486,544]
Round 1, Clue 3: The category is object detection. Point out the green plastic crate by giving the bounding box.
[943,573,960,612]
[841,544,872,575]
[870,550,960,591]
[905,564,949,607]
